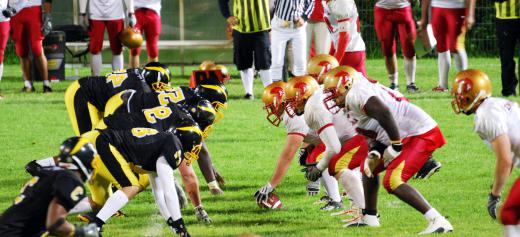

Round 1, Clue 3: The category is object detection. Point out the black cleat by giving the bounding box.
[415,158,442,179]
[244,93,254,100]
[389,83,399,91]
[406,83,419,93]
[43,85,53,93]
[21,86,35,92]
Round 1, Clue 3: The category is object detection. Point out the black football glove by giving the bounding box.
[167,217,190,237]
[487,193,500,219]
[254,183,274,204]
[42,12,52,36]
[25,160,43,176]
[2,6,16,18]
[302,164,322,182]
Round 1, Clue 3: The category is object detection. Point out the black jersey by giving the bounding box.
[99,129,183,171]
[0,168,85,237]
[78,69,151,111]
[115,86,201,114]
[103,102,195,132]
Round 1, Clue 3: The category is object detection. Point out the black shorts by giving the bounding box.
[233,30,271,71]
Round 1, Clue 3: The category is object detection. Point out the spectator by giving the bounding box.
[218,0,272,100]
[494,0,520,97]
[307,0,330,59]
[0,0,11,99]
[11,0,53,93]
[420,0,476,92]
[374,0,418,92]
[79,0,136,76]
[129,0,162,68]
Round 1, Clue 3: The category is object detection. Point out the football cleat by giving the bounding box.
[194,206,212,224]
[320,201,343,211]
[43,85,53,93]
[407,83,419,93]
[332,202,361,217]
[314,195,332,205]
[343,214,380,228]
[389,83,399,91]
[415,158,442,179]
[21,86,35,92]
[419,216,453,235]
[431,86,448,93]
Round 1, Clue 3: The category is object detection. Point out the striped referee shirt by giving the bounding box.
[495,0,520,19]
[274,0,315,21]
[218,0,271,33]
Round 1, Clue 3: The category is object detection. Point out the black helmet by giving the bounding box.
[58,137,96,181]
[186,99,216,139]
[195,84,228,122]
[173,120,203,165]
[142,62,171,91]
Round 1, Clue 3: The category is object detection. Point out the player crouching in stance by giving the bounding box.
[322,66,453,234]
[0,137,99,237]
[451,69,520,236]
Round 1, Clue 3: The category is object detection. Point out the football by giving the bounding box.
[257,192,283,209]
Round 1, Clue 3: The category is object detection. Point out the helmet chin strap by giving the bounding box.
[464,90,487,114]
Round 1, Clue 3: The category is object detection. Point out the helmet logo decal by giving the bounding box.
[457,78,473,94]
[294,82,308,98]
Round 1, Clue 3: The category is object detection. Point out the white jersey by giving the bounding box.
[135,0,161,15]
[346,78,437,140]
[431,0,465,9]
[324,0,365,52]
[304,88,357,142]
[23,0,41,8]
[283,112,320,145]
[375,0,410,9]
[474,97,520,169]
[90,0,125,20]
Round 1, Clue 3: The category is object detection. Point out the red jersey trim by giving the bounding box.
[288,132,306,138]
[318,123,333,134]
[337,18,351,23]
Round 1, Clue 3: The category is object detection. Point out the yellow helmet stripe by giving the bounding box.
[198,105,217,115]
[70,137,90,155]
[201,84,227,100]
[144,66,170,81]
[176,126,203,137]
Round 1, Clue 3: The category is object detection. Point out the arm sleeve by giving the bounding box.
[475,110,508,143]
[148,171,171,220]
[218,0,231,18]
[316,126,341,171]
[155,156,183,220]
[123,0,134,14]
[79,0,88,14]
[302,0,314,20]
[284,115,309,138]
[53,175,86,211]
[347,84,378,116]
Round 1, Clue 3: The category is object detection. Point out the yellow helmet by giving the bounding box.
[199,61,215,70]
[451,69,492,115]
[210,64,231,81]
[308,54,339,82]
[261,81,287,126]
[322,66,360,113]
[285,76,319,117]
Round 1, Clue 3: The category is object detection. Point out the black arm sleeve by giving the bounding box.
[218,0,231,18]
[363,96,401,142]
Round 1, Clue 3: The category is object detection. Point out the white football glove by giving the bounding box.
[363,150,381,178]
[382,142,403,167]
[128,13,137,27]
[254,183,274,204]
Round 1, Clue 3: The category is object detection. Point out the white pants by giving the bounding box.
[306,21,331,60]
[270,17,307,81]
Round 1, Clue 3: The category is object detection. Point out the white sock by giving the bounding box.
[24,80,32,88]
[389,72,398,84]
[321,168,341,202]
[339,169,365,209]
[91,54,102,76]
[453,50,468,72]
[239,68,254,95]
[0,64,3,82]
[424,208,442,221]
[69,197,93,214]
[207,180,219,189]
[437,51,451,89]
[36,157,56,167]
[96,190,129,223]
[43,80,51,87]
[258,69,272,87]
[112,54,124,71]
[404,57,416,85]
[505,225,520,237]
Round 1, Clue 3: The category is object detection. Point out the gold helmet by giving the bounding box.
[199,61,216,70]
[308,54,339,82]
[210,64,231,81]
[285,76,319,117]
[451,69,492,115]
[119,27,143,49]
[322,66,360,113]
[262,81,287,126]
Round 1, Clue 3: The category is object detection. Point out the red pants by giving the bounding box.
[431,7,466,53]
[10,6,44,57]
[361,127,446,192]
[501,176,520,225]
[339,51,367,77]
[131,8,161,58]
[0,21,9,62]
[89,19,124,54]
[374,6,416,58]
[307,134,368,176]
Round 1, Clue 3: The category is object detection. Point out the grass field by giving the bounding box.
[0,58,518,237]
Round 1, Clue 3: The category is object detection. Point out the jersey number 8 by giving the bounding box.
[143,106,173,124]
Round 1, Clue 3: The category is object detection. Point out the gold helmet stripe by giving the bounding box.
[198,105,217,115]
[70,137,90,155]
[144,66,170,81]
[176,126,203,137]
[200,84,228,100]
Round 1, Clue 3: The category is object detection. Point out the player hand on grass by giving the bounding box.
[303,164,322,182]
[254,183,274,203]
[487,193,500,219]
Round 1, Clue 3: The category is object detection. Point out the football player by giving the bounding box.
[0,137,99,237]
[284,74,367,215]
[322,67,452,233]
[255,81,344,211]
[451,69,520,236]
[79,0,136,75]
[84,125,201,236]
[307,54,339,82]
[324,0,367,76]
[64,62,171,136]
[129,0,162,68]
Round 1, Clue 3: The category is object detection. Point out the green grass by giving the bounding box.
[0,58,517,236]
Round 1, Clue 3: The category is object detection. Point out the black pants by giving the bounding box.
[232,30,271,71]
[496,18,520,96]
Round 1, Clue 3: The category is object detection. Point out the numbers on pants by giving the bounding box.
[143,106,173,124]
[131,128,159,138]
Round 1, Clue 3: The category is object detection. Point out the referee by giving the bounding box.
[218,0,273,100]
[495,0,520,97]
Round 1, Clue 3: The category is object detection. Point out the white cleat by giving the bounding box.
[419,216,453,235]
[342,214,380,228]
